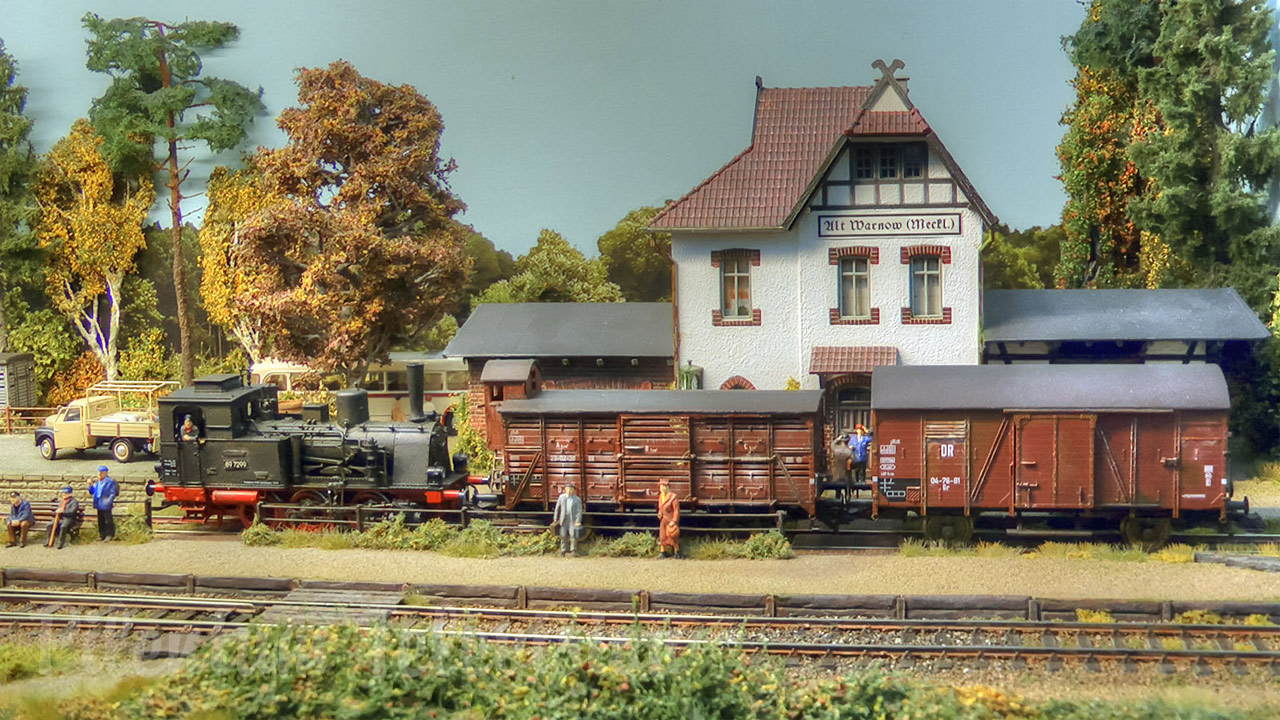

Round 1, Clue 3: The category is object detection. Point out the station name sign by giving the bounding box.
[818,213,962,238]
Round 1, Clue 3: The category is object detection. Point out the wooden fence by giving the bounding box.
[2,406,55,434]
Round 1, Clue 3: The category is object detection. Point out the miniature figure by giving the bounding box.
[829,432,852,502]
[849,424,872,497]
[180,415,199,441]
[657,478,680,558]
[552,483,583,556]
[88,465,118,542]
[6,492,34,548]
[45,487,78,549]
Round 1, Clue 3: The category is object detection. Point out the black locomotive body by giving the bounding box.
[154,365,467,526]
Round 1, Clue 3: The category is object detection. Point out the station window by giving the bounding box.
[721,256,752,319]
[851,143,928,182]
[910,256,942,317]
[838,257,871,319]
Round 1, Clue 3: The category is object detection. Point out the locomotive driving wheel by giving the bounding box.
[922,514,974,546]
[284,490,335,532]
[1120,516,1172,550]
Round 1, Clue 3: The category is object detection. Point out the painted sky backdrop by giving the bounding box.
[5,0,1085,254]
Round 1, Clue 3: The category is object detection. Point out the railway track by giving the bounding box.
[2,588,1278,674]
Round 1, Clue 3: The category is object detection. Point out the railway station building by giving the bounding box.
[650,60,995,433]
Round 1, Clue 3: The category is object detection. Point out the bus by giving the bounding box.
[249,352,469,425]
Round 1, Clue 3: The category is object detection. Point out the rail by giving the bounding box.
[0,588,1277,673]
[1,406,55,434]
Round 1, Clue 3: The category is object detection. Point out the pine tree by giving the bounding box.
[0,40,39,351]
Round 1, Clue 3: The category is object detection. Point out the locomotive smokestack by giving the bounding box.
[406,361,427,423]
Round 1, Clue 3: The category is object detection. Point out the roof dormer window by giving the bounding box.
[852,143,927,182]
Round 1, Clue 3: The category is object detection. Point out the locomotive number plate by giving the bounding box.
[224,460,248,470]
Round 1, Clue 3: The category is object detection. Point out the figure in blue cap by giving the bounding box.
[88,466,117,542]
[45,486,79,549]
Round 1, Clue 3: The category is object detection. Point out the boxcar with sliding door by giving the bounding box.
[869,364,1242,545]
[497,390,823,515]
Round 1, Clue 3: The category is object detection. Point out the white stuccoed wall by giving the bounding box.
[673,154,984,391]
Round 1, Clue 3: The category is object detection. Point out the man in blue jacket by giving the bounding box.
[848,424,873,497]
[6,492,34,548]
[88,466,118,542]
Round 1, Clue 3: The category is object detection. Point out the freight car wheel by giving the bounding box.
[922,514,974,546]
[1120,517,1172,550]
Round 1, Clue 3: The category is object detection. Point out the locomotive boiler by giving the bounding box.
[153,363,469,526]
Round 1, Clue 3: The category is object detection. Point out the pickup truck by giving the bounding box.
[34,380,176,463]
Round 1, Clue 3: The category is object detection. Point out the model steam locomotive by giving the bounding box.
[153,363,470,526]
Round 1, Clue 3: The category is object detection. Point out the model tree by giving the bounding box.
[82,13,264,384]
[475,229,622,304]
[1057,0,1280,301]
[33,120,153,381]
[197,165,274,365]
[0,40,38,352]
[597,206,672,302]
[234,61,471,387]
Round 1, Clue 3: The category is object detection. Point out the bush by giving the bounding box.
[114,624,1262,720]
[240,518,280,546]
[0,642,77,683]
[1149,543,1195,564]
[451,393,495,476]
[113,507,153,545]
[739,530,794,559]
[408,517,455,550]
[591,531,659,558]
[353,514,415,549]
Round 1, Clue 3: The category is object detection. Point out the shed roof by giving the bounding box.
[444,303,673,359]
[871,364,1230,411]
[499,390,823,416]
[809,346,898,374]
[983,289,1269,343]
[481,359,536,383]
[0,353,33,365]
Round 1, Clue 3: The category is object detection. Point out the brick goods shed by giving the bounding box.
[445,303,675,444]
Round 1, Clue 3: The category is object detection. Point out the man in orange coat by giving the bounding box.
[657,478,680,558]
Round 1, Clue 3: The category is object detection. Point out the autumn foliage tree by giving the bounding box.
[83,14,264,384]
[33,119,152,381]
[234,61,470,386]
[198,165,275,364]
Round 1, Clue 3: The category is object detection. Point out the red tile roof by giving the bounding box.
[651,85,873,230]
[808,346,899,375]
[847,108,930,135]
[651,78,995,231]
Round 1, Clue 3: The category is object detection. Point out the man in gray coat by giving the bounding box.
[552,484,584,556]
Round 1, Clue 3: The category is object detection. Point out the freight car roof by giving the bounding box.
[498,389,824,416]
[444,303,673,359]
[983,289,1268,343]
[871,364,1230,411]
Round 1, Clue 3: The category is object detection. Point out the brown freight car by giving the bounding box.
[497,390,824,515]
[869,364,1243,545]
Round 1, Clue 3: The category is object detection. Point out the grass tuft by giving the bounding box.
[1172,609,1224,625]
[1075,609,1116,623]
[1149,543,1196,564]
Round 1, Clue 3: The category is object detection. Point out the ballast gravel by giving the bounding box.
[6,540,1280,602]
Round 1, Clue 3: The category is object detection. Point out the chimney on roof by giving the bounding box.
[755,75,763,90]
[872,58,908,94]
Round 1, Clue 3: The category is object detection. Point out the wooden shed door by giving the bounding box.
[1015,415,1095,509]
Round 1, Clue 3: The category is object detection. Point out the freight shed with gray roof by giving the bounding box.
[982,289,1268,364]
